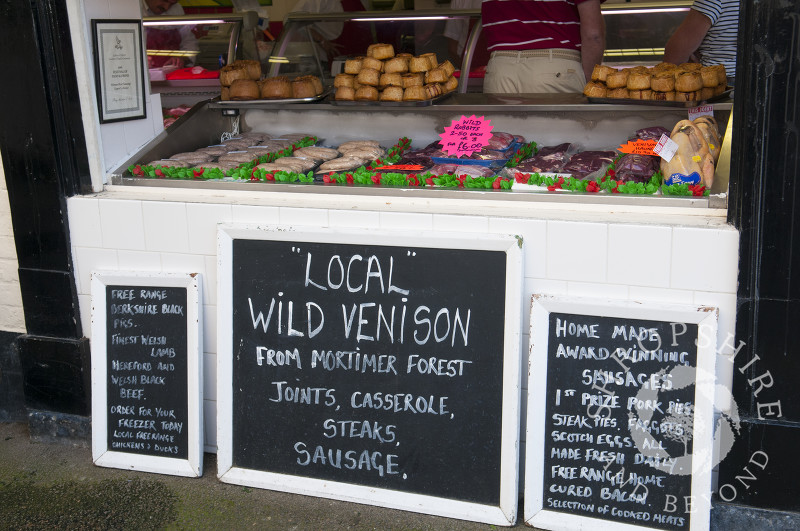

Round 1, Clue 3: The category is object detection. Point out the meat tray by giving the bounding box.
[587,87,733,108]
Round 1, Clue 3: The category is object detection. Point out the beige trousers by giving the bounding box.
[484,51,586,94]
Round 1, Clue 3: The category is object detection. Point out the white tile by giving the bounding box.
[628,286,695,305]
[528,278,569,297]
[0,236,18,260]
[495,218,547,278]
[203,399,217,450]
[231,204,280,225]
[74,247,119,295]
[566,280,629,300]
[608,224,672,288]
[99,199,146,250]
[203,353,217,401]
[202,304,217,357]
[117,250,162,272]
[203,255,218,306]
[160,253,207,277]
[378,211,433,231]
[186,203,233,254]
[67,197,102,247]
[142,202,190,253]
[547,220,608,281]
[279,207,329,227]
[329,209,381,229]
[433,214,489,233]
[671,227,739,292]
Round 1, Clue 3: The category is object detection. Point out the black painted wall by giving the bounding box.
[0,0,91,419]
[724,0,800,515]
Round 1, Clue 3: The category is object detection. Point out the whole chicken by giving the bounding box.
[692,116,722,163]
[660,120,716,187]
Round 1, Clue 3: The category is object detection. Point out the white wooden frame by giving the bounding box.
[217,224,523,526]
[525,295,718,531]
[91,271,203,477]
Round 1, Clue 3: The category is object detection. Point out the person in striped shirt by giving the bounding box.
[480,0,605,93]
[663,0,739,84]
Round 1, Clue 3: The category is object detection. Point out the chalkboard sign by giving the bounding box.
[525,296,718,531]
[91,272,203,477]
[217,226,523,526]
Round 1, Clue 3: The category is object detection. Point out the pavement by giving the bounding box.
[0,422,529,530]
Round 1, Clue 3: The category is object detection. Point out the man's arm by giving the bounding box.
[663,9,712,64]
[577,0,605,81]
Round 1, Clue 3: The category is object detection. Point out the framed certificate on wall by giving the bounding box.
[91,19,147,123]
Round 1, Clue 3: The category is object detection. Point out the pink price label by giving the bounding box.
[438,115,494,157]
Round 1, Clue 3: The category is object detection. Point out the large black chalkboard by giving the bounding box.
[218,227,523,526]
[525,297,718,531]
[91,272,203,477]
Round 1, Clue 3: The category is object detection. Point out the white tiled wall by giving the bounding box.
[0,157,25,333]
[68,196,740,453]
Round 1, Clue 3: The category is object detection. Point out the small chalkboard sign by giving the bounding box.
[217,225,523,526]
[525,296,718,531]
[91,271,203,477]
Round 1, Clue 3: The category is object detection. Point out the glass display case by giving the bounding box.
[143,13,261,107]
[269,2,694,94]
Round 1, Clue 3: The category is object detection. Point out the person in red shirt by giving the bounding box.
[481,0,605,93]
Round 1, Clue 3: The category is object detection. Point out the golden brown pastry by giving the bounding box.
[334,73,354,88]
[591,64,615,82]
[628,89,652,100]
[651,72,676,92]
[220,85,230,101]
[606,69,629,89]
[384,56,409,74]
[344,57,364,74]
[219,64,248,86]
[379,72,403,88]
[442,76,459,93]
[679,62,702,72]
[403,85,427,101]
[700,66,719,88]
[420,53,438,70]
[260,76,292,99]
[292,77,318,98]
[380,86,404,101]
[438,60,456,77]
[627,71,651,90]
[712,64,727,86]
[699,87,715,101]
[229,79,260,100]
[583,81,607,98]
[675,91,699,102]
[423,83,442,99]
[335,86,355,101]
[355,86,379,101]
[356,68,380,86]
[402,73,424,88]
[425,67,448,84]
[607,87,630,99]
[651,91,677,102]
[234,59,262,80]
[409,56,431,73]
[675,71,703,92]
[370,43,395,60]
[362,56,384,72]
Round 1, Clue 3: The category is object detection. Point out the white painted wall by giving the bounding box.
[67,190,739,453]
[0,157,25,333]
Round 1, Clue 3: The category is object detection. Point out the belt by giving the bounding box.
[491,49,581,61]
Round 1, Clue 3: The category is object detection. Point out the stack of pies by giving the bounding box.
[334,44,458,102]
[583,62,727,102]
[219,59,324,101]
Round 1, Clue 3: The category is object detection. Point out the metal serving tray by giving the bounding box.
[215,90,331,105]
[330,92,453,107]
[587,88,732,108]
